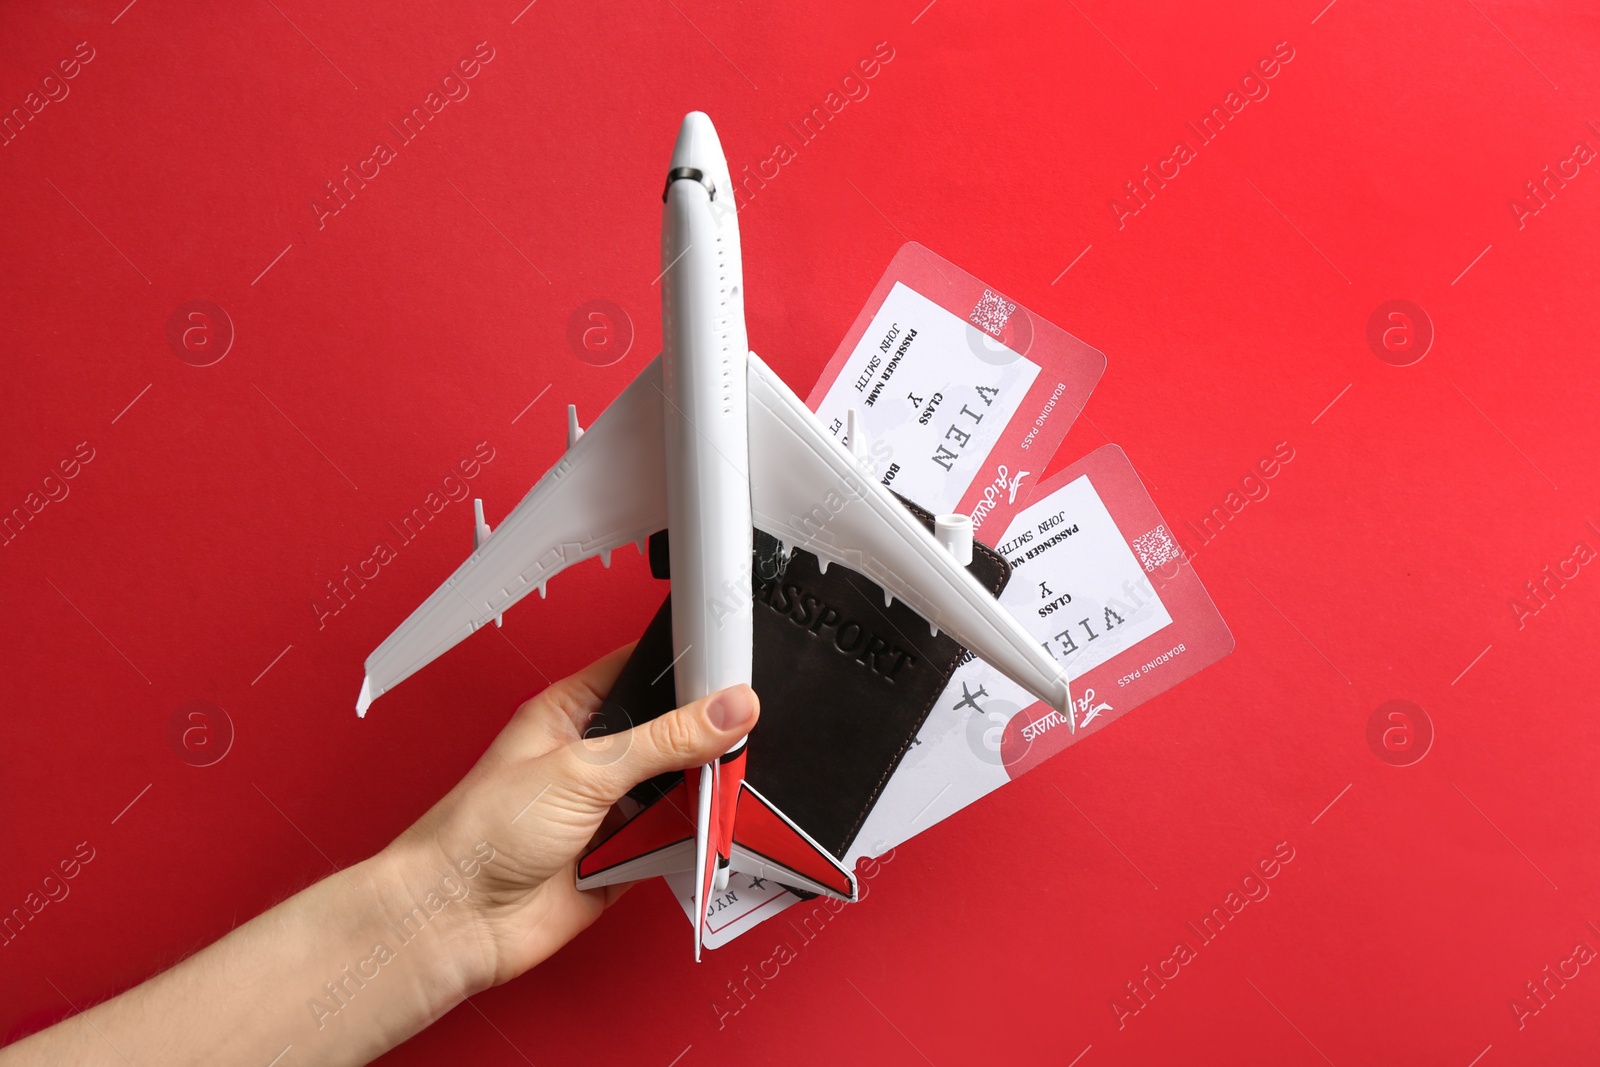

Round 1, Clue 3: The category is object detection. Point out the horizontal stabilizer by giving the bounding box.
[576,779,696,888]
[731,782,857,901]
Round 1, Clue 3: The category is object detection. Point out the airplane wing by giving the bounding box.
[357,356,669,715]
[745,353,1073,716]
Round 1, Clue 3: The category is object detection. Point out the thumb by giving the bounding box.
[569,684,760,803]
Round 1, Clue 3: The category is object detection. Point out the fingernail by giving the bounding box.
[706,686,756,732]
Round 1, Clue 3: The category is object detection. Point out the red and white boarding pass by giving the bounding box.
[805,241,1105,535]
[844,444,1234,862]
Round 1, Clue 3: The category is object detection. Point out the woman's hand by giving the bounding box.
[387,644,760,993]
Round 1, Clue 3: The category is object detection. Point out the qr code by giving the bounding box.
[969,289,1016,337]
[1133,525,1182,571]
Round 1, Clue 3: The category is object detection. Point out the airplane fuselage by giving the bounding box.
[661,131,752,710]
[661,114,751,909]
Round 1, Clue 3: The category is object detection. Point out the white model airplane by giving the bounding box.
[356,112,1072,959]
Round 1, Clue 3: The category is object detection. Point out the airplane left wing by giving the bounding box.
[357,357,668,715]
[745,353,1072,716]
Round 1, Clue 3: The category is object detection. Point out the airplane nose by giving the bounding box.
[670,111,721,170]
[665,111,728,201]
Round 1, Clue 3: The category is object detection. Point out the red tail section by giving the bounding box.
[576,757,857,958]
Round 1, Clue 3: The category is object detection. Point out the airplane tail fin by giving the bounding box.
[693,760,718,962]
[730,782,858,902]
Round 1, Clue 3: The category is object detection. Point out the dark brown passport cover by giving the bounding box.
[588,498,1010,861]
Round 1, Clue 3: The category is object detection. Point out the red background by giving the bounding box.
[4,1,1599,1063]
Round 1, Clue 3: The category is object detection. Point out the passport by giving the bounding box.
[590,495,1011,860]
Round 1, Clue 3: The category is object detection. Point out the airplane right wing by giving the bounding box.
[745,353,1072,716]
[357,357,669,715]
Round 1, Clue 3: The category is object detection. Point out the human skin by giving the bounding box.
[0,645,759,1065]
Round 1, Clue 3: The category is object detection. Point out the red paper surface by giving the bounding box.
[4,2,1599,1064]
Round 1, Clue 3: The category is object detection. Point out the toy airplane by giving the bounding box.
[356,112,1072,959]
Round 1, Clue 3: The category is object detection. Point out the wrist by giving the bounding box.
[363,835,500,1012]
